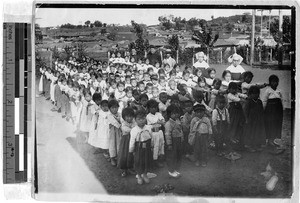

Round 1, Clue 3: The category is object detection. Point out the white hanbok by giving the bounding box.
[50,75,58,102]
[38,68,45,92]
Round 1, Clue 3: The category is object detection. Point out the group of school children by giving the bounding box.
[38,50,284,185]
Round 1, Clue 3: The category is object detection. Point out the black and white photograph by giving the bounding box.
[34,2,295,200]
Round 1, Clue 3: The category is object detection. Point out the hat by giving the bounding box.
[150,74,158,80]
[193,104,206,112]
[165,49,172,54]
[228,53,243,65]
[195,52,207,61]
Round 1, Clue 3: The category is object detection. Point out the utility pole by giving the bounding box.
[257,9,263,37]
[269,10,272,36]
[279,9,283,33]
[250,9,256,66]
[261,10,263,37]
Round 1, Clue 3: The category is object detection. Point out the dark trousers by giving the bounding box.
[166,137,182,173]
[194,134,208,163]
[183,128,193,155]
[44,79,51,98]
[214,121,229,152]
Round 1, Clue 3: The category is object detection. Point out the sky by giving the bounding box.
[35,8,291,27]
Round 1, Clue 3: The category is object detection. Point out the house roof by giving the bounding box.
[213,38,239,47]
[149,38,168,47]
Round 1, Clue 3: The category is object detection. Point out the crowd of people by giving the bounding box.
[38,46,284,185]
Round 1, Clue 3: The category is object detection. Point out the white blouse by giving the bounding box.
[262,87,283,107]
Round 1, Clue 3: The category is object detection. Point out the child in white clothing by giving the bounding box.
[146,99,165,168]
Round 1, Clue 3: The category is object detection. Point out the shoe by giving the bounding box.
[137,176,143,185]
[57,108,61,113]
[168,171,179,178]
[142,174,150,184]
[46,97,50,100]
[174,171,181,176]
[62,115,66,118]
[51,108,57,112]
[201,162,207,167]
[111,158,117,166]
[146,172,157,179]
[121,171,127,177]
[169,171,179,178]
[195,161,200,167]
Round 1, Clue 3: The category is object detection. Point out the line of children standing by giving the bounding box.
[39,51,285,184]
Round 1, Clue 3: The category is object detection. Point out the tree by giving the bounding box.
[90,23,94,28]
[94,20,102,27]
[35,24,43,43]
[173,17,184,30]
[192,25,219,63]
[103,23,107,27]
[100,28,107,35]
[255,25,261,33]
[270,16,291,43]
[90,32,97,37]
[168,34,179,51]
[242,12,251,23]
[35,50,46,76]
[84,20,91,27]
[60,23,76,29]
[63,45,73,59]
[107,31,117,41]
[225,23,235,32]
[158,15,173,30]
[130,20,149,57]
[75,42,88,59]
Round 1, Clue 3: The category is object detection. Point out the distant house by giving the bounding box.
[233,23,248,31]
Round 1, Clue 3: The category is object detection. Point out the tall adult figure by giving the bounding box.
[130,48,139,62]
[193,51,210,78]
[226,53,245,82]
[163,49,176,69]
[147,45,162,66]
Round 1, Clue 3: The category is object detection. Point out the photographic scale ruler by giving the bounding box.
[3,23,32,183]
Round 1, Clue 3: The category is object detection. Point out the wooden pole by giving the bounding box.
[207,47,209,64]
[246,47,249,63]
[250,9,256,66]
[50,51,52,69]
[176,49,179,64]
[220,49,222,64]
[270,48,273,61]
[192,47,195,65]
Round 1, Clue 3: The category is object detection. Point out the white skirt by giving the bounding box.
[50,82,56,101]
[88,115,110,149]
[38,76,44,92]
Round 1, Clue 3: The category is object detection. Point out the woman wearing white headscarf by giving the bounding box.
[193,51,209,78]
[226,53,245,82]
